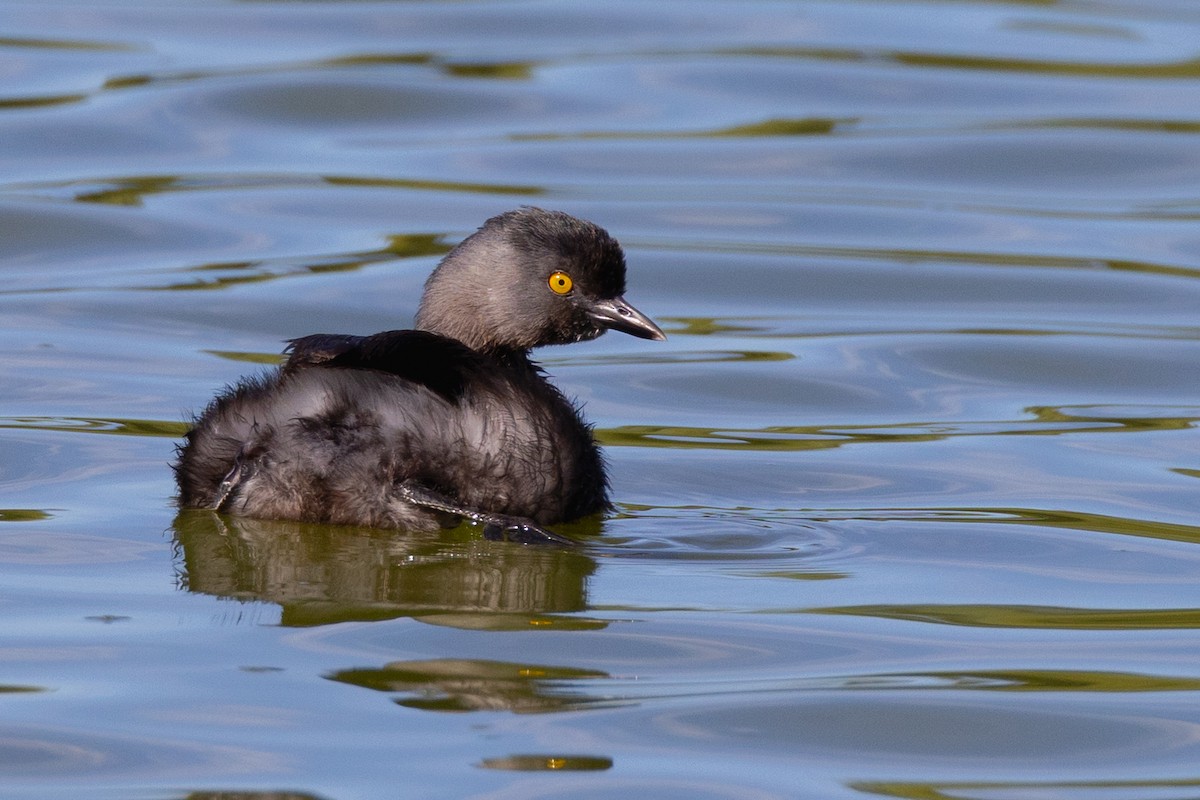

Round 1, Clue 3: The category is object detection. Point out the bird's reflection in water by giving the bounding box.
[171,511,622,716]
[170,509,599,627]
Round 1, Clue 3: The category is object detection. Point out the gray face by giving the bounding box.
[415,208,664,352]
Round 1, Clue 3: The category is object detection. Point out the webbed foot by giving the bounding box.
[480,514,576,546]
[398,480,575,546]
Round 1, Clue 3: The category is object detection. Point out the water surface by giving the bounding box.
[3,1,1200,798]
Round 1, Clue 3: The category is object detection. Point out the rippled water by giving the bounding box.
[3,1,1200,798]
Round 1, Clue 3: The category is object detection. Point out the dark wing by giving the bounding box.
[284,333,367,369]
[284,330,485,403]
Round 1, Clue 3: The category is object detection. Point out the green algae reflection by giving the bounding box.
[850,669,1200,693]
[597,405,1200,452]
[816,604,1200,630]
[0,416,187,438]
[855,778,1200,800]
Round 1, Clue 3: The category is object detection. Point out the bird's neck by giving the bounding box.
[414,314,537,370]
[484,345,536,370]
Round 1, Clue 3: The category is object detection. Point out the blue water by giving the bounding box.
[3,1,1200,798]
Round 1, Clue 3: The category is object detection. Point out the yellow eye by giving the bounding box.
[548,271,573,295]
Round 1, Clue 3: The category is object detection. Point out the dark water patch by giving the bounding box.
[0,200,232,277]
[194,75,526,128]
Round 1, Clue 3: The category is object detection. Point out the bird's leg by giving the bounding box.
[213,448,252,512]
[397,480,575,546]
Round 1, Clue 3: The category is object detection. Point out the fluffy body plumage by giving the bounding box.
[174,208,664,539]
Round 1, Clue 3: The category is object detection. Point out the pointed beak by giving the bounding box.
[587,296,666,341]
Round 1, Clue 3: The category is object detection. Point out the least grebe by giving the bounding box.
[174,208,664,544]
